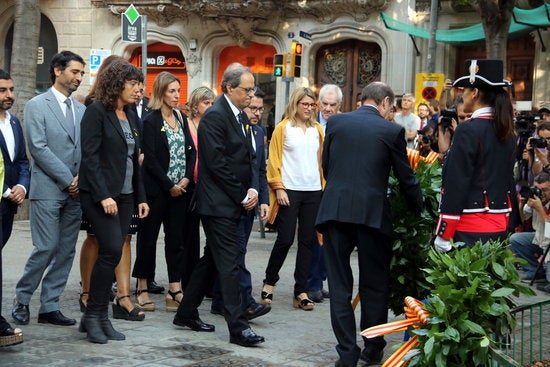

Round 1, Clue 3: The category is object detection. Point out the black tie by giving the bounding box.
[237,112,246,136]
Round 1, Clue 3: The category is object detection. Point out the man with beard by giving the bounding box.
[0,68,28,347]
[12,51,85,327]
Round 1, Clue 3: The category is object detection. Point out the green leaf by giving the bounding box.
[490,288,514,298]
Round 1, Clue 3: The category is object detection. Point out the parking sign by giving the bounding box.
[89,49,112,85]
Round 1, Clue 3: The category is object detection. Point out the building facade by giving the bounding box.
[1,0,548,122]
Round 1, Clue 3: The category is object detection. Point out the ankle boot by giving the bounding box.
[100,313,125,341]
[79,313,108,344]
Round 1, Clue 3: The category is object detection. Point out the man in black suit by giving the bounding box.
[174,63,264,347]
[316,82,423,367]
[0,69,30,246]
[210,87,270,320]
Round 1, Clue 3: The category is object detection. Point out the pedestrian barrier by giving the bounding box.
[489,299,550,367]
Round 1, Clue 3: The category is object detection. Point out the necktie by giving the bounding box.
[237,112,246,136]
[65,98,75,140]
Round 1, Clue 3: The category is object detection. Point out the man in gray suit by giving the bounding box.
[12,51,85,326]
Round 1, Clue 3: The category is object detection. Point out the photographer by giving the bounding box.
[510,172,550,290]
[525,122,550,176]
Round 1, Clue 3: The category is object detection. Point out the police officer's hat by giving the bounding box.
[452,59,512,89]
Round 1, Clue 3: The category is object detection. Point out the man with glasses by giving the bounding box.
[510,171,550,289]
[210,87,271,321]
[173,63,264,347]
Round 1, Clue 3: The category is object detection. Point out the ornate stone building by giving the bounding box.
[1,0,548,119]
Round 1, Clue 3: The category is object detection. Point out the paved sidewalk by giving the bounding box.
[1,220,548,366]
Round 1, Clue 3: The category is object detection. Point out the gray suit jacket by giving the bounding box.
[24,88,84,200]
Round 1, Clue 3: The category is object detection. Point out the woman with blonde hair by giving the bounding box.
[132,72,196,311]
[261,87,324,311]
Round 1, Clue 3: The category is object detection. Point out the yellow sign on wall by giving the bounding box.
[414,73,445,109]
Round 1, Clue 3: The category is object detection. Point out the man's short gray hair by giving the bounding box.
[221,63,252,94]
[361,82,394,106]
[319,84,343,103]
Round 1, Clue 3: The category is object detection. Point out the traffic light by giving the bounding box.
[290,41,303,78]
[273,53,286,77]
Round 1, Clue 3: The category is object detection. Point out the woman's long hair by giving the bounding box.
[479,87,514,141]
[94,61,144,110]
[148,71,180,110]
[86,55,127,103]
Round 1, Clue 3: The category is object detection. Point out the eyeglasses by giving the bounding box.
[299,102,317,109]
[236,86,257,94]
[248,106,265,113]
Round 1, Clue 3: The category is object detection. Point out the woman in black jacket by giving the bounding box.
[133,72,196,312]
[79,61,149,343]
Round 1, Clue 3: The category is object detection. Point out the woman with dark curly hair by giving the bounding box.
[78,60,149,343]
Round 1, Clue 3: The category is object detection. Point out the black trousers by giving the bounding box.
[181,188,200,290]
[81,191,133,314]
[176,215,249,335]
[264,190,321,296]
[0,210,6,331]
[323,222,390,365]
[133,192,187,282]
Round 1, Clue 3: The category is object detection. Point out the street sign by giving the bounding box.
[299,31,312,41]
[415,73,445,109]
[121,4,142,43]
[89,49,111,85]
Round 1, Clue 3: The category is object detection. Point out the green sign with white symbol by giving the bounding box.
[121,4,142,43]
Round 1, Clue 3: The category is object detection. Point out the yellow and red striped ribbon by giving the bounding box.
[360,297,429,367]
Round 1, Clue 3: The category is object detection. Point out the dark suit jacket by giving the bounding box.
[142,109,196,197]
[251,124,268,205]
[196,95,258,219]
[316,105,423,236]
[79,101,146,205]
[0,114,30,211]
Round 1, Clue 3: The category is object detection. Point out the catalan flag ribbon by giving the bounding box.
[360,297,429,367]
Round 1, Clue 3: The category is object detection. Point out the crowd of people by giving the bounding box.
[0,52,549,367]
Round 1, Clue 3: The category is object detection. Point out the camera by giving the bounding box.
[530,137,547,149]
[514,112,538,138]
[439,109,458,129]
[519,185,543,199]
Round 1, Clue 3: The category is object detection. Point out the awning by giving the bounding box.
[380,4,549,44]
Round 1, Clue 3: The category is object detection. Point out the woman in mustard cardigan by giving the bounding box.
[261,87,324,311]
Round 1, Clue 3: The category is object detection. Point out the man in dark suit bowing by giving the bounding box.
[173,63,264,347]
[316,82,423,367]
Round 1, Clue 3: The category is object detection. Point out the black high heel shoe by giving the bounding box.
[79,292,88,313]
[0,325,24,347]
[112,295,145,321]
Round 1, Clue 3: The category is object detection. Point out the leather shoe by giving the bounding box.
[335,360,356,367]
[308,290,324,303]
[148,280,165,294]
[173,315,215,332]
[210,305,225,316]
[229,327,265,347]
[244,302,271,320]
[11,302,30,325]
[38,310,76,326]
[360,347,384,365]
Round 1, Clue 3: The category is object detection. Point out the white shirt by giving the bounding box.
[50,86,75,124]
[282,123,321,191]
[0,110,26,197]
